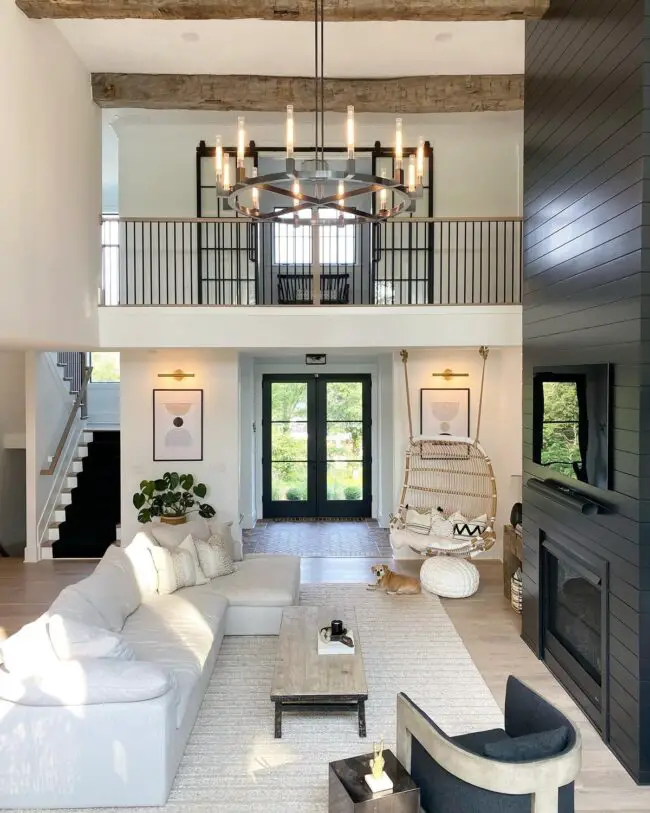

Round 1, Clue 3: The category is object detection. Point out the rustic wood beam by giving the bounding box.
[17,0,549,21]
[92,74,524,112]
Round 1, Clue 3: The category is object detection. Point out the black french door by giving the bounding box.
[262,374,371,519]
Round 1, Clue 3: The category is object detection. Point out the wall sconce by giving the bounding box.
[432,369,469,381]
[157,369,195,382]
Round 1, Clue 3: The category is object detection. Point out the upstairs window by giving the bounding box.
[273,209,356,266]
[91,352,120,383]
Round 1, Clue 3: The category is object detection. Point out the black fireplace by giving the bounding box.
[541,536,608,734]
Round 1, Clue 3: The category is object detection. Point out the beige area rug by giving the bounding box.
[26,584,503,813]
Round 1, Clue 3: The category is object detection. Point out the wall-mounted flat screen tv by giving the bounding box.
[532,364,611,490]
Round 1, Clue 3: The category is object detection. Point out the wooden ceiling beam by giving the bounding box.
[17,0,549,21]
[91,73,524,112]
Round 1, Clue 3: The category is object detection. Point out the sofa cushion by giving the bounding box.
[49,584,114,629]
[122,530,160,599]
[120,587,228,726]
[47,615,135,662]
[0,660,174,706]
[453,728,508,755]
[148,517,211,549]
[208,554,300,607]
[0,616,59,677]
[483,726,569,763]
[65,549,141,632]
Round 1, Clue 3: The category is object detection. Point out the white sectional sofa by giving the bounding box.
[0,523,300,810]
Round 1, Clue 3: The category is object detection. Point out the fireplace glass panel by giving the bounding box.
[547,554,601,684]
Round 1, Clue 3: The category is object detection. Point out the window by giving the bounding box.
[273,209,356,266]
[533,375,587,481]
[101,215,120,306]
[91,352,120,383]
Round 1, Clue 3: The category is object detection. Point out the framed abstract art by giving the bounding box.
[420,388,470,438]
[153,389,203,461]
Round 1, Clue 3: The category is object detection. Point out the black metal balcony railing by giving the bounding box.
[101,216,522,307]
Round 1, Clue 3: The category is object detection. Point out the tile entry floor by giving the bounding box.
[243,519,393,557]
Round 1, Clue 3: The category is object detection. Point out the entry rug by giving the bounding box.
[24,584,503,813]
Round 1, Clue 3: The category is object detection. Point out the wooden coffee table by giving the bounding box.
[271,606,368,738]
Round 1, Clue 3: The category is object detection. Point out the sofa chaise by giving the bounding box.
[0,522,300,809]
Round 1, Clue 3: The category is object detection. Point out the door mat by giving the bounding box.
[267,516,368,523]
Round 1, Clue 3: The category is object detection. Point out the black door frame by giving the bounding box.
[262,373,372,519]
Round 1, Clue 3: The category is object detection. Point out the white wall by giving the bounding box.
[120,349,240,545]
[113,110,522,218]
[393,346,522,559]
[0,352,26,555]
[86,382,120,427]
[0,4,101,349]
[100,304,522,350]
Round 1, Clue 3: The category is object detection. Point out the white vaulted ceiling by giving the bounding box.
[53,19,524,77]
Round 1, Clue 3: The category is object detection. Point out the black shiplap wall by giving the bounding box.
[523,0,650,782]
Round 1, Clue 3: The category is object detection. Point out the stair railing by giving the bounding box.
[40,365,93,476]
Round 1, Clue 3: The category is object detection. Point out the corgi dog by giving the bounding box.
[368,564,421,595]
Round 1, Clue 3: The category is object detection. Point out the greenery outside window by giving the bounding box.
[533,374,587,482]
[91,352,120,383]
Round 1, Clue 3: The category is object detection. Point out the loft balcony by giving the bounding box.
[100,216,522,308]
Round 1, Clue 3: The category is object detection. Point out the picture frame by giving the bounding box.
[419,388,470,438]
[153,389,204,462]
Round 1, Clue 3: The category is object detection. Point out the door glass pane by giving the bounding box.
[326,421,363,460]
[326,381,363,421]
[271,462,308,502]
[327,462,363,501]
[271,422,307,461]
[271,382,308,421]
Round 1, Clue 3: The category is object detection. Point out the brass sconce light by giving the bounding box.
[432,369,469,381]
[157,369,195,382]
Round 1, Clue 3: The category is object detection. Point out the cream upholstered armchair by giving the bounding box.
[396,677,582,813]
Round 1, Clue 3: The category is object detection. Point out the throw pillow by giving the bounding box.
[405,507,433,535]
[195,534,236,579]
[148,544,197,595]
[148,517,211,549]
[208,518,243,561]
[47,615,135,662]
[483,726,569,763]
[0,615,59,677]
[178,535,209,585]
[448,511,488,539]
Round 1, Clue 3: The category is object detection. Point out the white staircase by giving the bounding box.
[41,430,92,549]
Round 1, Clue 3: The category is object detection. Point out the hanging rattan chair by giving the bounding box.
[391,348,497,558]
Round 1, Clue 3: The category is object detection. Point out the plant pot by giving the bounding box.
[160,515,187,526]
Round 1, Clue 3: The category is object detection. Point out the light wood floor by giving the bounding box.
[1,556,648,810]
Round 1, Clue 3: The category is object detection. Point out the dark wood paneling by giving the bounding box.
[523,0,649,783]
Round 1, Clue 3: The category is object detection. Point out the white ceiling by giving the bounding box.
[54,19,524,77]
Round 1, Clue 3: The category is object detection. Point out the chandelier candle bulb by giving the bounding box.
[286,105,295,160]
[407,154,416,194]
[395,117,403,171]
[222,155,231,191]
[379,170,388,214]
[416,136,425,186]
[346,105,355,161]
[215,135,223,184]
[338,180,345,208]
[237,116,246,170]
[251,167,259,211]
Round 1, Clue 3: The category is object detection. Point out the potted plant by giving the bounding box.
[133,472,216,525]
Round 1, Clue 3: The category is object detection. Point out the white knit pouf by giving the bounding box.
[420,557,480,599]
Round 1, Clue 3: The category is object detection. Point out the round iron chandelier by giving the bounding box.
[214,0,424,222]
